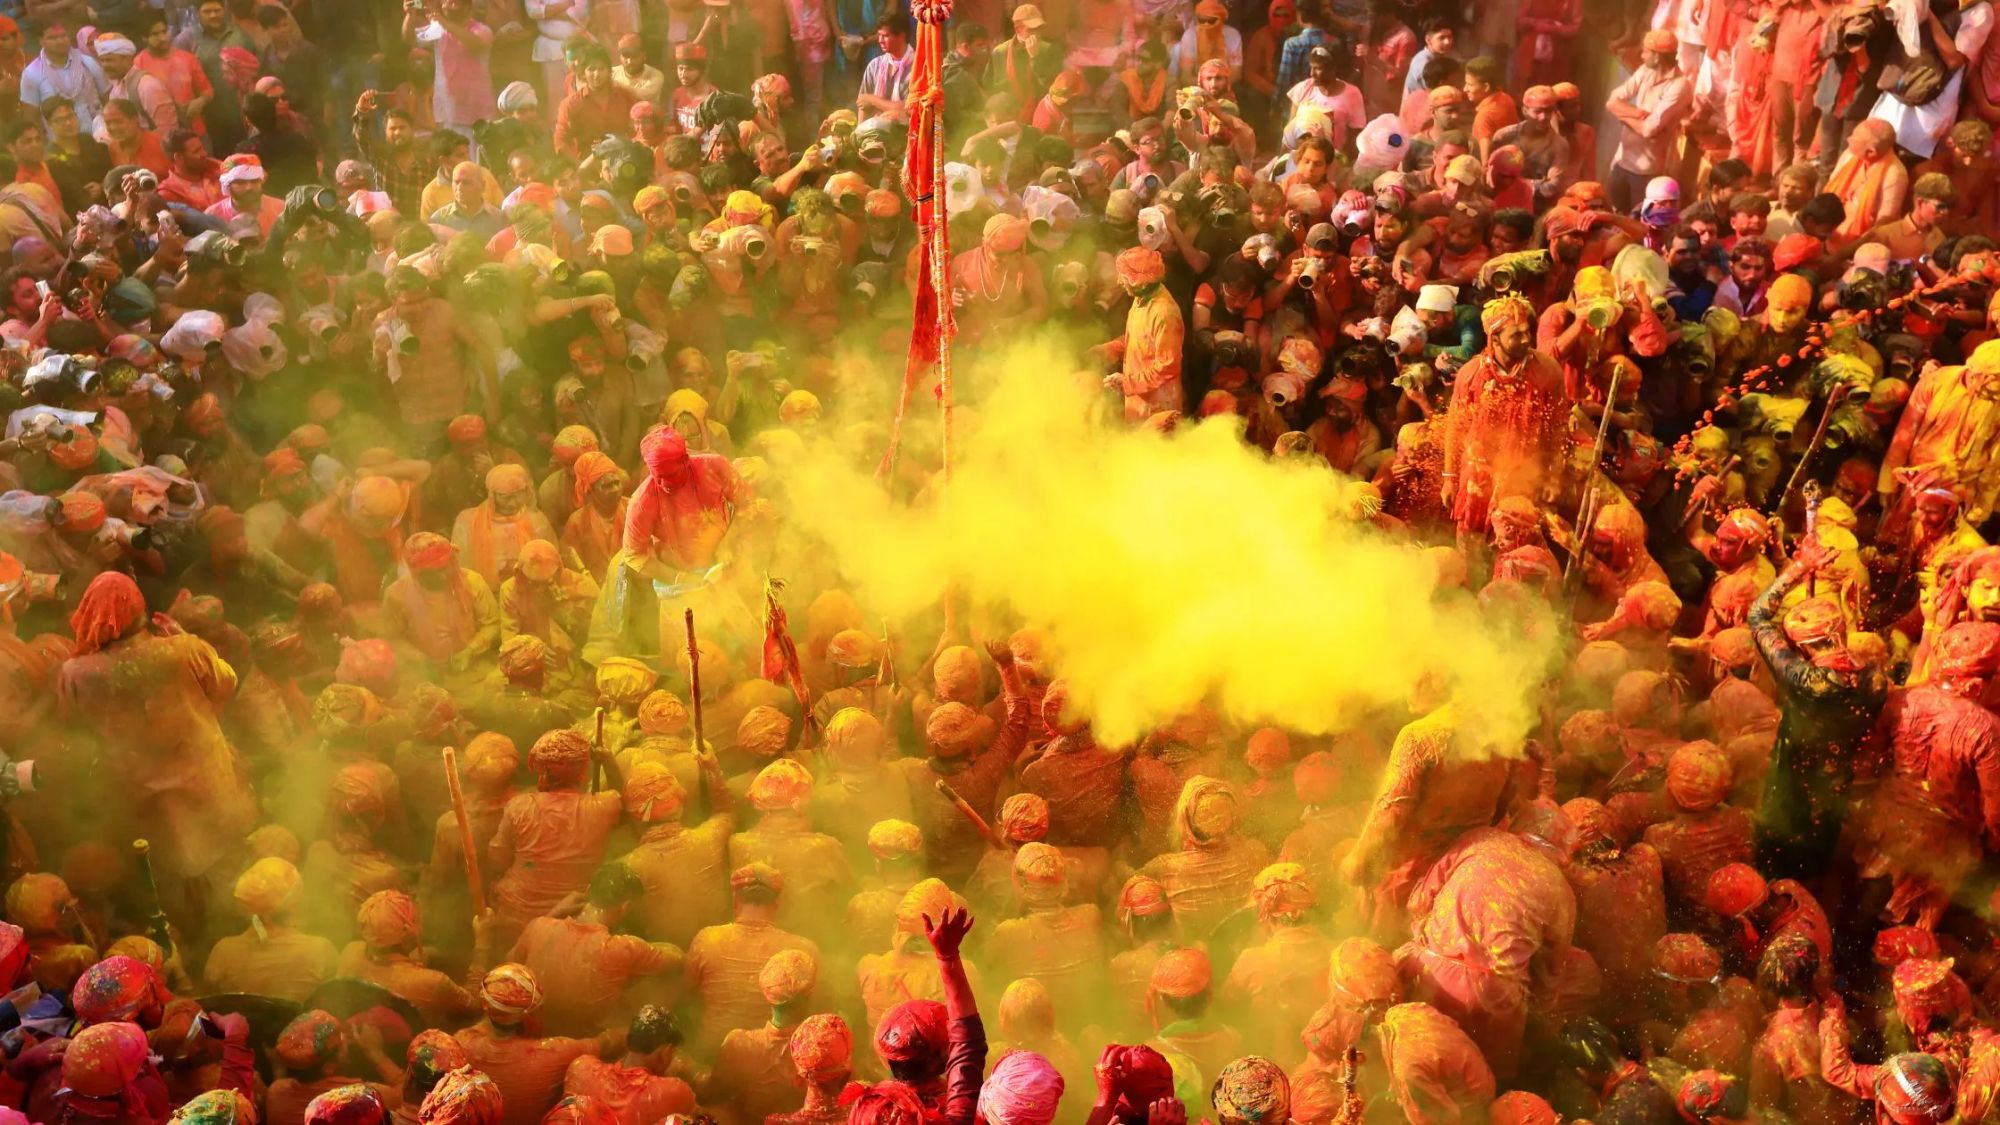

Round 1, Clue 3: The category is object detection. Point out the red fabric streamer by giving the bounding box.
[762,580,814,721]
[880,0,956,478]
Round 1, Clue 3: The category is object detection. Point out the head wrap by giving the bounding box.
[1150,947,1212,998]
[1666,740,1732,811]
[595,657,658,704]
[305,1087,389,1125]
[1173,776,1240,848]
[1117,246,1166,288]
[1893,958,1972,1033]
[623,762,686,824]
[480,964,543,1022]
[791,1013,853,1080]
[1097,1046,1175,1120]
[1705,862,1768,919]
[1783,596,1846,647]
[1212,1057,1290,1125]
[868,819,923,859]
[999,794,1050,843]
[171,1090,258,1125]
[497,81,538,112]
[759,948,817,1004]
[357,890,421,949]
[1013,842,1065,891]
[732,862,783,895]
[1937,621,2000,680]
[749,758,813,812]
[641,427,690,479]
[875,1000,948,1067]
[895,878,958,939]
[1654,933,1722,983]
[978,1052,1065,1125]
[570,451,622,510]
[1876,926,1942,967]
[404,531,456,571]
[498,636,547,682]
[1118,874,1169,922]
[1328,937,1400,1007]
[982,214,1031,255]
[446,415,486,446]
[234,856,303,920]
[516,539,560,584]
[314,683,383,739]
[998,978,1055,1039]
[275,1010,345,1071]
[737,706,795,760]
[71,956,166,1026]
[69,571,146,655]
[926,702,994,758]
[61,1022,149,1100]
[529,730,591,786]
[419,1068,503,1125]
[1248,861,1314,923]
[1876,1054,1955,1122]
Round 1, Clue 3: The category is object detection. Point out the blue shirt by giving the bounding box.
[1403,46,1433,94]
[1274,25,1327,101]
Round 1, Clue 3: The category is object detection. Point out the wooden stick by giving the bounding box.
[441,746,487,915]
[589,707,605,793]
[685,609,705,754]
[935,779,1004,849]
[132,839,172,955]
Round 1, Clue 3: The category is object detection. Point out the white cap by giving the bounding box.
[1416,283,1458,313]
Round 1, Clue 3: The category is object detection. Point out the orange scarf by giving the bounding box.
[1118,68,1169,116]
[1827,147,1892,241]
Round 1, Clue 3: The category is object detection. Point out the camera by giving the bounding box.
[381,317,419,356]
[1175,86,1206,121]
[1136,205,1169,250]
[1579,296,1622,331]
[1242,233,1280,271]
[723,225,770,261]
[0,752,37,799]
[853,262,888,303]
[301,306,342,342]
[1211,330,1252,368]
[1296,257,1327,290]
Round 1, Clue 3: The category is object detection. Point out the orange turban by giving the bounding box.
[791,1013,853,1079]
[758,948,817,1004]
[1783,596,1846,646]
[404,531,456,571]
[357,890,421,949]
[623,762,686,823]
[826,707,886,762]
[1293,751,1340,805]
[1704,863,1768,918]
[926,702,994,758]
[420,1068,503,1125]
[71,956,166,1026]
[464,733,520,787]
[529,729,591,786]
[499,635,548,681]
[595,657,657,704]
[446,415,487,446]
[1653,933,1722,982]
[1251,861,1314,919]
[62,1022,149,1100]
[1481,294,1535,334]
[896,878,958,938]
[999,793,1050,842]
[1150,947,1212,998]
[480,964,543,1021]
[933,645,982,703]
[1118,874,1169,922]
[1328,937,1401,1006]
[517,539,560,583]
[570,451,622,509]
[1666,740,1732,811]
[737,706,794,759]
[749,758,813,812]
[637,690,689,735]
[69,571,146,655]
[1116,246,1166,288]
[549,425,598,467]
[1012,842,1065,889]
[982,214,1030,254]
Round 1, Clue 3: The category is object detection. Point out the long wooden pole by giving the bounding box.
[685,608,705,754]
[441,746,487,915]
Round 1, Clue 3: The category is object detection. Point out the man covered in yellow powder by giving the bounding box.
[1880,340,2000,527]
[986,841,1106,996]
[622,758,735,947]
[706,949,819,1125]
[508,862,681,1037]
[815,709,917,860]
[337,890,484,1027]
[729,760,852,937]
[454,964,616,1125]
[1139,776,1269,941]
[1103,246,1185,423]
[203,857,340,1001]
[1438,294,1568,534]
[683,863,820,1055]
[1340,697,1516,938]
[382,533,501,680]
[452,463,558,590]
[498,540,598,675]
[857,878,983,1033]
[487,731,623,951]
[1220,862,1334,1067]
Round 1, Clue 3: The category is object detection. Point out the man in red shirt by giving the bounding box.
[157,128,221,210]
[553,44,636,158]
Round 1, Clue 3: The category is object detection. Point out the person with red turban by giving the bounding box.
[852,905,984,1125]
[382,532,502,678]
[1560,797,1666,1008]
[1103,247,1184,423]
[1438,294,1568,535]
[1219,862,1333,1064]
[1640,741,1754,914]
[768,1012,854,1125]
[57,571,255,906]
[987,842,1109,999]
[487,730,622,950]
[585,425,745,666]
[1749,539,1888,878]
[56,1022,170,1125]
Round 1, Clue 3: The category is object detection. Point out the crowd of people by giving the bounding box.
[3,0,2000,1119]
